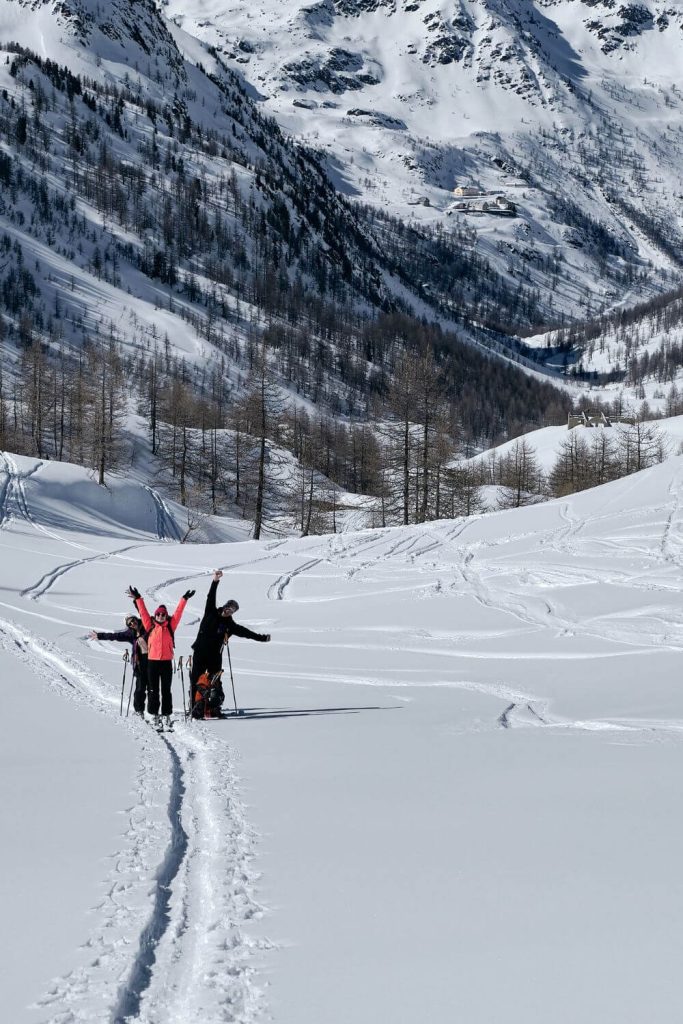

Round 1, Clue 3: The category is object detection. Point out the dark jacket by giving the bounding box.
[95,628,148,671]
[191,579,268,656]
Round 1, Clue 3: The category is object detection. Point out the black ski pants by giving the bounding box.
[147,659,173,716]
[190,648,223,688]
[133,654,149,714]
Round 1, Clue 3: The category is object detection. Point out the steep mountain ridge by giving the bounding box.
[164,0,683,321]
[2,0,183,72]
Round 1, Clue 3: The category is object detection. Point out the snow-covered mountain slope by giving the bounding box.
[166,0,683,319]
[523,283,683,404]
[471,411,683,474]
[0,0,186,86]
[0,0,580,466]
[0,0,389,344]
[5,447,683,1022]
[0,450,185,538]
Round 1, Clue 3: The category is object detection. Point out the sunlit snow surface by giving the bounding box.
[3,450,683,1022]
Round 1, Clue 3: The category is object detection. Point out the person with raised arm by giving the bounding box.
[89,614,149,716]
[188,570,270,714]
[127,584,194,731]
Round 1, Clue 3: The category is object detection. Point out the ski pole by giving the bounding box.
[120,650,129,716]
[187,655,193,720]
[125,668,134,717]
[227,643,239,714]
[179,656,187,719]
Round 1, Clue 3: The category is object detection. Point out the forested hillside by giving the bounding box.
[0,1,573,535]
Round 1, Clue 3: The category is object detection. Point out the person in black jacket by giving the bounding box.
[189,570,270,697]
[89,615,149,715]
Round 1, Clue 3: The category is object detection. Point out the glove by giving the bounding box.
[263,634,271,642]
[127,585,141,600]
[183,589,196,600]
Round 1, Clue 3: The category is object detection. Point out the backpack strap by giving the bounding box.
[147,620,174,647]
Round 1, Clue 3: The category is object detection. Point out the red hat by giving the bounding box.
[154,605,168,617]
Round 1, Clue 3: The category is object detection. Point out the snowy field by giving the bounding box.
[3,450,683,1023]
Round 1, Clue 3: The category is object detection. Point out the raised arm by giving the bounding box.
[127,586,152,632]
[171,595,191,632]
[135,597,152,632]
[205,579,219,615]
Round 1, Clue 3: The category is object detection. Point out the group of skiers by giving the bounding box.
[89,570,271,727]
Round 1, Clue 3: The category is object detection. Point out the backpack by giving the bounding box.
[191,670,225,719]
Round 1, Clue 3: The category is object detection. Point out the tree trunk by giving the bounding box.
[253,433,266,539]
[402,419,410,526]
[98,363,106,486]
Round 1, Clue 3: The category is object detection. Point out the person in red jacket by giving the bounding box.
[127,584,194,727]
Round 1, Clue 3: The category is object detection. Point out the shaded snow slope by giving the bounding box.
[0,452,183,539]
[5,449,683,1021]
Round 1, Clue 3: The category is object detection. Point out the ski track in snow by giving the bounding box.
[22,544,149,602]
[144,484,182,542]
[498,701,549,729]
[443,492,683,653]
[256,487,683,738]
[133,725,268,1024]
[0,614,265,1024]
[661,474,683,566]
[2,454,89,550]
[267,557,322,601]
[111,733,189,1024]
[0,451,12,527]
[145,547,300,605]
[458,546,569,638]
[1,452,181,547]
[497,697,672,735]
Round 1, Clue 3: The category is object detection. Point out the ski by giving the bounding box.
[148,715,175,732]
[194,709,245,720]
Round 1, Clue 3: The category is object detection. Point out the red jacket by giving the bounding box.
[135,596,187,661]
